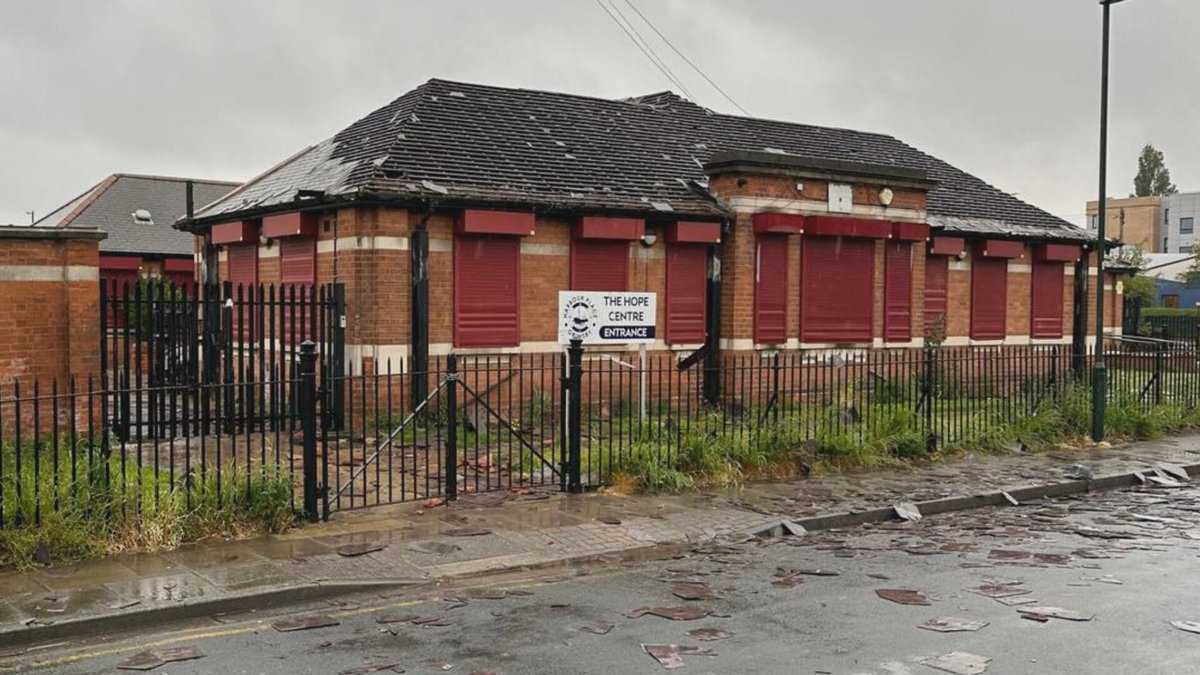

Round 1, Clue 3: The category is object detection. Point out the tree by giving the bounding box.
[1181,242,1200,288]
[1131,144,1178,197]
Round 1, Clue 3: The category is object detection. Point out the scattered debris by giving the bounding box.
[1017,606,1095,622]
[754,520,806,538]
[580,621,615,635]
[117,647,205,671]
[104,599,141,610]
[1002,492,1020,506]
[1064,464,1094,480]
[443,527,492,537]
[994,596,1038,607]
[1032,553,1071,565]
[466,588,508,600]
[598,516,622,525]
[273,616,340,632]
[921,651,991,675]
[875,589,931,606]
[894,502,922,522]
[376,614,419,624]
[632,606,712,621]
[425,659,454,671]
[918,617,989,633]
[966,584,1029,599]
[641,644,716,669]
[1170,621,1200,635]
[337,543,385,557]
[1156,463,1191,483]
[423,497,446,508]
[671,582,717,601]
[688,627,733,641]
[408,541,462,556]
[988,549,1031,561]
[339,662,405,675]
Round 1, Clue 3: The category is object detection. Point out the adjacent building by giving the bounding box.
[1085,196,1163,252]
[179,79,1114,370]
[1086,191,1200,254]
[36,173,239,289]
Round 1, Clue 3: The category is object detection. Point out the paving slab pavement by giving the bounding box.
[1,433,1198,648]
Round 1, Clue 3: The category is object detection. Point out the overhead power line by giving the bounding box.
[592,0,694,101]
[620,0,750,116]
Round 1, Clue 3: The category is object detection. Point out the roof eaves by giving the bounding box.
[37,175,118,229]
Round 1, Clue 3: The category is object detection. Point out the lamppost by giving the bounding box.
[1092,0,1127,441]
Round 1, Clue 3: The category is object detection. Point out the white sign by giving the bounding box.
[558,291,657,345]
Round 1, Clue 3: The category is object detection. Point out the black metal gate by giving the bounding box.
[100,279,346,441]
[314,352,567,516]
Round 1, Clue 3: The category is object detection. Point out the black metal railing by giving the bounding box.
[4,338,1200,530]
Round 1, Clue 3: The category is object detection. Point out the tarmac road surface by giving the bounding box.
[10,482,1200,674]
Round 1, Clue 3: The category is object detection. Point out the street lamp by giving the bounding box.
[1093,0,1128,442]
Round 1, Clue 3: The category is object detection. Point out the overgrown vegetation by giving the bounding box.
[0,440,295,569]
[612,382,1200,494]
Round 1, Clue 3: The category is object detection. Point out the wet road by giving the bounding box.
[12,482,1200,674]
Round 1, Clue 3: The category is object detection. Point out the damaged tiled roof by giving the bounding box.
[39,174,239,255]
[193,78,1084,240]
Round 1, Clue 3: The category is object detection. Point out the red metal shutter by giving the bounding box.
[279,237,316,344]
[754,235,787,344]
[801,236,874,343]
[666,244,707,344]
[279,236,316,285]
[1031,261,1065,339]
[226,243,258,342]
[455,235,520,348]
[970,256,1007,340]
[923,255,949,335]
[884,242,913,342]
[227,243,258,287]
[570,239,628,291]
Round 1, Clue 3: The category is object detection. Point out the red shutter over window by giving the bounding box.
[666,244,707,344]
[1031,261,1065,339]
[570,239,628,291]
[801,236,874,343]
[971,256,1007,340]
[455,235,520,348]
[279,237,317,344]
[754,235,788,344]
[226,243,258,341]
[884,241,913,342]
[279,236,316,285]
[923,255,949,336]
[227,243,258,287]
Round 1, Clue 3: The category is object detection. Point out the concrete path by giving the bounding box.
[2,433,1198,648]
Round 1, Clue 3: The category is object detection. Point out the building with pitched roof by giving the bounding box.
[38,173,239,289]
[178,78,1116,369]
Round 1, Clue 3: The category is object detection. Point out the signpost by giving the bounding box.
[558,292,658,486]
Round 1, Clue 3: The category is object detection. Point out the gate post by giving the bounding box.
[567,339,584,493]
[923,345,937,452]
[329,283,346,431]
[1153,326,1166,405]
[298,340,319,522]
[445,353,459,502]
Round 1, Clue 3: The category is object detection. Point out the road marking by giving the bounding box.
[26,568,639,669]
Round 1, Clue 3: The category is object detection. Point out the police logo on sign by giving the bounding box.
[560,294,598,341]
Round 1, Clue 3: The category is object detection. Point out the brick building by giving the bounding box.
[36,173,238,289]
[180,79,1117,371]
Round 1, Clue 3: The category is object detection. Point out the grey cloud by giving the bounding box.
[1,0,1196,226]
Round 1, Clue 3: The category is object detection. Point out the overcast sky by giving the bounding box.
[1,0,1196,227]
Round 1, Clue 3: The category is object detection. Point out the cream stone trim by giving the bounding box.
[258,244,279,259]
[520,243,569,256]
[725,195,926,222]
[317,236,410,254]
[0,265,98,282]
[429,238,453,253]
[948,259,971,271]
[1008,264,1031,274]
[631,248,664,260]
